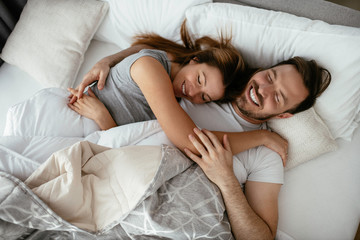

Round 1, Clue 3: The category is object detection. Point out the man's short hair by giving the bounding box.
[274,57,331,114]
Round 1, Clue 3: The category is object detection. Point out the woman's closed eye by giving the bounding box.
[202,93,212,103]
[202,93,206,102]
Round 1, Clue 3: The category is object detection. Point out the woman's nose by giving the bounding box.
[188,85,201,98]
[188,88,204,103]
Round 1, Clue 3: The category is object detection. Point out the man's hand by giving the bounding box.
[68,59,110,104]
[69,44,150,104]
[184,128,234,188]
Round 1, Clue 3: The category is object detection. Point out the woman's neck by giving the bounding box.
[167,52,180,81]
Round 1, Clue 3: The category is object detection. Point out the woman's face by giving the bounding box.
[172,60,225,104]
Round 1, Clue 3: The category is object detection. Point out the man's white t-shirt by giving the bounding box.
[180,100,284,188]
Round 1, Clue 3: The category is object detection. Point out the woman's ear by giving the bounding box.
[190,56,199,64]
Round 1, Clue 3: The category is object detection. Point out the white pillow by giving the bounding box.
[0,0,109,89]
[267,108,338,170]
[3,88,100,137]
[94,0,212,49]
[184,3,360,141]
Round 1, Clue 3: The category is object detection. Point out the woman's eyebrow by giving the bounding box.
[203,71,207,86]
[203,71,212,101]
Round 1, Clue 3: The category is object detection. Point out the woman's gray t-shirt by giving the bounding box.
[91,49,171,126]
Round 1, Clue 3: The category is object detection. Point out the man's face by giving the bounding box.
[232,64,309,124]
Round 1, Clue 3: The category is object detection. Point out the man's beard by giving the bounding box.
[235,95,278,121]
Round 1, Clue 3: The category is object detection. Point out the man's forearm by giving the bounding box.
[103,44,152,67]
[219,177,274,240]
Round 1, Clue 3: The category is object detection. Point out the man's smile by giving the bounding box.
[249,87,259,106]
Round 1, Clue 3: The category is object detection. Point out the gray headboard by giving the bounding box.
[214,0,360,28]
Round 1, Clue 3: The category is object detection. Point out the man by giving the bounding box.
[72,45,331,239]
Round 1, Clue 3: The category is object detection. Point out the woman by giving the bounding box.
[68,21,288,161]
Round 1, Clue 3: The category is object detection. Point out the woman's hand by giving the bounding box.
[263,131,288,167]
[68,59,111,104]
[184,128,234,188]
[67,88,116,130]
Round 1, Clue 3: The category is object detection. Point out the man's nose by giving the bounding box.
[258,84,274,98]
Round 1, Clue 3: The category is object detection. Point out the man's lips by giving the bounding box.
[249,86,259,106]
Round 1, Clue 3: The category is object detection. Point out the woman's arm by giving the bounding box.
[131,56,198,152]
[213,130,288,165]
[130,56,288,162]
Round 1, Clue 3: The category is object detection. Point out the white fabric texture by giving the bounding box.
[94,0,212,48]
[3,88,100,137]
[268,108,338,170]
[185,3,360,141]
[0,0,109,88]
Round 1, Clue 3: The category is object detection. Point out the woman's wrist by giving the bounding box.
[259,129,272,146]
[94,109,117,130]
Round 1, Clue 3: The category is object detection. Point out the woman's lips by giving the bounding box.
[182,81,187,96]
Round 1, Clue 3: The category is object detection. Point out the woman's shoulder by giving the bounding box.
[131,49,171,74]
[138,48,167,57]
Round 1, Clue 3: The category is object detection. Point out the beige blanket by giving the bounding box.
[25,141,162,232]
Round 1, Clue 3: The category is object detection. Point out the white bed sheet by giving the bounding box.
[0,39,359,239]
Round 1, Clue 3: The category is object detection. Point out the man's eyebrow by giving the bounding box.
[272,69,288,104]
[271,68,277,80]
[280,90,287,105]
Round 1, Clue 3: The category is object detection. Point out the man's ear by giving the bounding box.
[275,112,293,119]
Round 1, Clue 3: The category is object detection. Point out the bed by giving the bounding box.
[0,0,359,239]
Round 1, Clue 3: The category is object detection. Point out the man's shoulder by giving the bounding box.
[235,145,284,185]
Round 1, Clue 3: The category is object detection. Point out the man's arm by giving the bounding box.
[69,44,151,103]
[184,128,280,240]
[221,178,281,239]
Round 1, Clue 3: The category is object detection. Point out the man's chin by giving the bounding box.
[238,108,277,123]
